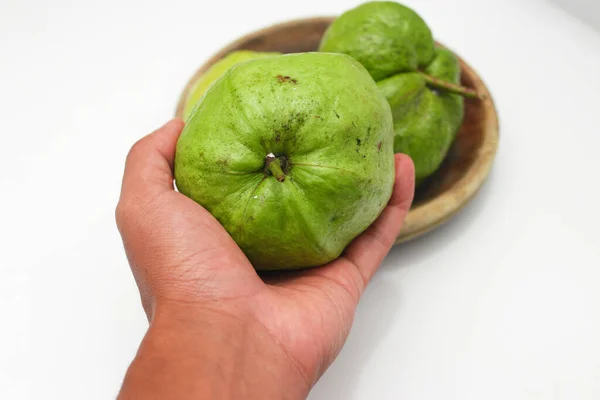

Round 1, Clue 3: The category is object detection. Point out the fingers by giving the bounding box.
[118,119,185,209]
[336,153,415,289]
[386,154,416,211]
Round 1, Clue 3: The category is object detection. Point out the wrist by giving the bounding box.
[119,300,310,400]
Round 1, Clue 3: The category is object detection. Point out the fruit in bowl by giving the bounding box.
[320,1,484,185]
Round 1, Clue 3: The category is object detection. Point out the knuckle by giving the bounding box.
[114,201,129,229]
[126,137,148,161]
[345,264,366,301]
[115,194,159,232]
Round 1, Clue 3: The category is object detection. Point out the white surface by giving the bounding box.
[550,0,600,32]
[1,0,600,399]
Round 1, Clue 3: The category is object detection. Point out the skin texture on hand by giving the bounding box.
[115,119,415,399]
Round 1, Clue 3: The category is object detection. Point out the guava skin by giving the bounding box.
[319,1,465,184]
[319,1,434,80]
[174,52,395,271]
[182,50,281,121]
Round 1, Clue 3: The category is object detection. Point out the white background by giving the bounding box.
[1,0,600,398]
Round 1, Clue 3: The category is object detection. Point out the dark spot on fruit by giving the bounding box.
[377,141,382,151]
[334,111,340,119]
[279,156,290,173]
[276,75,297,84]
[275,134,281,142]
[314,115,322,119]
[356,138,361,146]
[216,158,229,167]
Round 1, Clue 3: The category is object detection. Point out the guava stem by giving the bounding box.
[418,71,486,100]
[266,156,286,182]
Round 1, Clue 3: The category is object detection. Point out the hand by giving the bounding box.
[115,119,415,399]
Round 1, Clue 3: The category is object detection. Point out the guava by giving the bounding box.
[174,52,395,271]
[182,50,280,120]
[319,1,434,80]
[320,1,476,184]
[378,47,464,184]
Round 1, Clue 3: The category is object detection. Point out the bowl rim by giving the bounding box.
[173,16,500,245]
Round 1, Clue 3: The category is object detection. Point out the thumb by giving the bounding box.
[117,119,185,212]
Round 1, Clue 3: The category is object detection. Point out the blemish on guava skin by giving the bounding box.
[216,158,229,167]
[275,134,281,142]
[279,155,290,174]
[334,111,340,119]
[356,138,361,146]
[276,75,297,84]
[377,141,382,151]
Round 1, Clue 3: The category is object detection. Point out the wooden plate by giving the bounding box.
[174,17,499,245]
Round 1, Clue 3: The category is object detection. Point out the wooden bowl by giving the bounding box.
[174,17,499,245]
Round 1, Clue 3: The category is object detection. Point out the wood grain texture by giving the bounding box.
[174,17,500,245]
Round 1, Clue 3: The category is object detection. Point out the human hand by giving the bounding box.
[115,119,415,399]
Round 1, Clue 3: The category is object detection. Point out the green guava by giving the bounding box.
[378,47,464,185]
[182,50,281,120]
[319,1,434,80]
[320,1,469,184]
[174,52,395,271]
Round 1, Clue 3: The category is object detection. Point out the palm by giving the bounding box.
[258,269,364,385]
